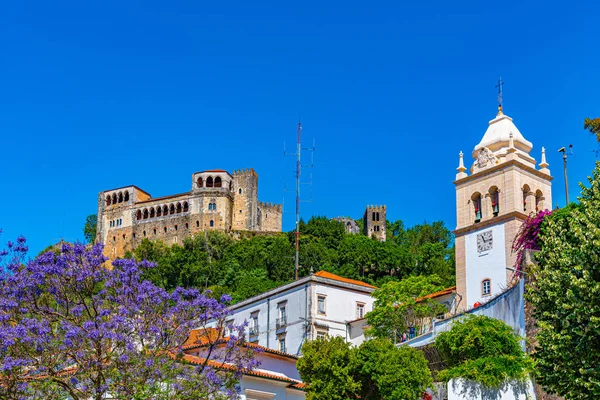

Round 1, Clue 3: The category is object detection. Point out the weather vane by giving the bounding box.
[495,76,504,109]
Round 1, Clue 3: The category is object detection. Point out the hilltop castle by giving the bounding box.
[96,168,282,258]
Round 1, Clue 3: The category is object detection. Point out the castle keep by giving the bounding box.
[96,168,282,258]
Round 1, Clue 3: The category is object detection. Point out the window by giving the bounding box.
[316,330,328,340]
[224,319,234,337]
[249,312,259,337]
[136,210,142,220]
[277,303,287,328]
[356,302,365,319]
[185,223,189,229]
[278,335,286,353]
[472,193,482,222]
[215,177,222,187]
[153,228,156,235]
[133,233,136,239]
[150,208,155,218]
[317,295,326,315]
[210,220,214,227]
[169,204,175,215]
[239,188,242,194]
[124,192,129,202]
[206,177,214,188]
[157,207,162,217]
[174,225,178,231]
[176,203,182,213]
[196,220,200,228]
[183,202,189,212]
[110,221,113,228]
[106,195,112,206]
[482,279,491,296]
[143,231,146,237]
[490,187,499,216]
[197,177,203,188]
[143,209,149,219]
[164,226,167,233]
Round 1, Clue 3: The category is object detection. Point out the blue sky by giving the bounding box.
[1,1,598,255]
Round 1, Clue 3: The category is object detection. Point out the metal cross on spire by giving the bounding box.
[495,76,504,111]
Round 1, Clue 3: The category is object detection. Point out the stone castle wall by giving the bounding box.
[97,168,282,259]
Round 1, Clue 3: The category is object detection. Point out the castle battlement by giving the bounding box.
[96,168,282,259]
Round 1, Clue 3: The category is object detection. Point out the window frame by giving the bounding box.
[482,278,492,296]
[317,294,327,316]
[356,302,366,319]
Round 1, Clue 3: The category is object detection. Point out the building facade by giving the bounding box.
[363,205,386,241]
[96,168,282,258]
[214,271,376,356]
[454,105,553,308]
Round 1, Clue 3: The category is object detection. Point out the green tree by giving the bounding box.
[297,336,432,400]
[297,336,361,400]
[435,315,534,388]
[584,117,600,141]
[527,161,600,398]
[83,214,97,244]
[355,338,432,400]
[367,275,448,341]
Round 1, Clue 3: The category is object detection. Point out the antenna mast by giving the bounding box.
[284,121,315,280]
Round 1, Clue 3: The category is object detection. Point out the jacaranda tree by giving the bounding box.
[0,236,255,400]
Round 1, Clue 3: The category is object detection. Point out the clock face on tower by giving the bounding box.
[477,230,493,253]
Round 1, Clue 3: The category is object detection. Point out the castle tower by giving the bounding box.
[232,169,259,231]
[454,105,552,309]
[363,205,386,242]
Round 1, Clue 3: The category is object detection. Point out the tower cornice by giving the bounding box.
[453,159,553,187]
[452,211,528,237]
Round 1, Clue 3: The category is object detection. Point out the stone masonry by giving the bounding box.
[96,168,282,259]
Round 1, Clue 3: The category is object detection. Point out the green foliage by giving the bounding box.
[355,339,432,400]
[527,161,600,398]
[297,336,432,400]
[129,216,455,303]
[367,275,448,341]
[435,315,534,388]
[83,214,97,244]
[297,336,361,400]
[584,117,600,142]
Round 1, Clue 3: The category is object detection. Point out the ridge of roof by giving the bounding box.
[313,270,377,289]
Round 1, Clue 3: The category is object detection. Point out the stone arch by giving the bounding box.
[106,195,112,206]
[118,192,123,203]
[143,209,149,219]
[136,210,142,220]
[489,186,500,216]
[150,208,155,218]
[535,190,544,212]
[176,203,182,213]
[471,192,482,222]
[522,185,532,213]
[163,205,168,216]
[183,201,189,212]
[215,177,222,187]
[197,177,203,188]
[206,176,214,188]
[112,193,117,204]
[124,192,130,202]
[169,204,175,215]
[157,206,162,217]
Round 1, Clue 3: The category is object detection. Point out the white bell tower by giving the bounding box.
[454,102,553,309]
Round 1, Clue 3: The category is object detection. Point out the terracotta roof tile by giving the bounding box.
[313,270,377,289]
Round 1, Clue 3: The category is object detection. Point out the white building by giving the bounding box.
[218,270,376,356]
[183,341,306,400]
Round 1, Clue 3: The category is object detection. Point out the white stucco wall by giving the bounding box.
[312,283,374,341]
[464,223,507,306]
[447,378,535,400]
[238,376,305,400]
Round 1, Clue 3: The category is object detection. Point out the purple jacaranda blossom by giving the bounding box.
[0,236,255,399]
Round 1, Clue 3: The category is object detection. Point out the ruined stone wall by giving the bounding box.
[258,202,282,232]
[232,169,258,230]
[363,205,387,242]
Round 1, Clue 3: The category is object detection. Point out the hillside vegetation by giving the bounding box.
[126,217,455,303]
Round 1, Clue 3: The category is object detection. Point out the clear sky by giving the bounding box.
[1,1,599,255]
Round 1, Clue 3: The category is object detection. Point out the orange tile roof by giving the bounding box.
[179,353,304,389]
[415,286,456,302]
[313,270,377,289]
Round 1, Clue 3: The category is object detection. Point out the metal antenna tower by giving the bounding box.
[284,121,315,280]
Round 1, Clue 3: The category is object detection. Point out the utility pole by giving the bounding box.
[558,145,573,205]
[284,122,315,280]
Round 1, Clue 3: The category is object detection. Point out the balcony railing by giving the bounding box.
[249,326,259,337]
[276,316,287,329]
